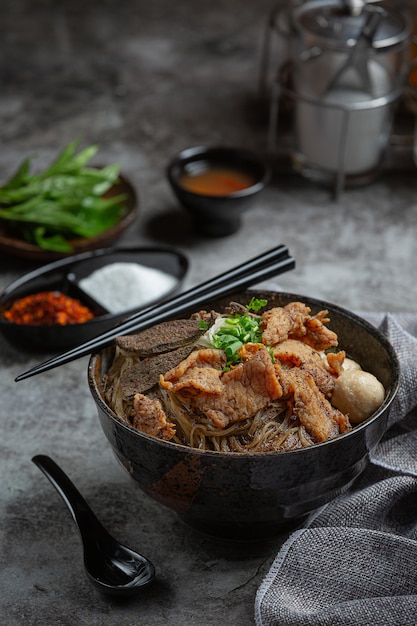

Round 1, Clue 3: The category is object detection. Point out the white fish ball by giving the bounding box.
[331,369,385,424]
[342,358,362,372]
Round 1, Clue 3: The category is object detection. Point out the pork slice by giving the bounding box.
[162,344,282,429]
[300,310,338,351]
[283,302,311,335]
[206,345,282,428]
[326,350,346,376]
[283,301,338,350]
[160,349,226,395]
[261,302,338,352]
[280,368,351,442]
[273,338,337,398]
[133,393,176,440]
[261,307,293,346]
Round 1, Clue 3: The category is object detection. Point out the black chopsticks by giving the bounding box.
[15,244,295,381]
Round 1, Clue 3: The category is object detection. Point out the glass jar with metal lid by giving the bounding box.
[289,0,410,194]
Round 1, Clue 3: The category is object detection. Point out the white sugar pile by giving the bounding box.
[79,262,178,313]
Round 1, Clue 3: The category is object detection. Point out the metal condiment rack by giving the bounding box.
[259,2,416,199]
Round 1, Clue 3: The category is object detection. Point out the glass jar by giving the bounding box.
[290,0,410,193]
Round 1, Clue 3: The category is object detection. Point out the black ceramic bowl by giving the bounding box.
[88,291,399,541]
[0,246,188,351]
[167,146,270,237]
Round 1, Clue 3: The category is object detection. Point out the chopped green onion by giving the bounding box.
[206,298,271,368]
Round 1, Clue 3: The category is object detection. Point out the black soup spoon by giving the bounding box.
[32,455,155,596]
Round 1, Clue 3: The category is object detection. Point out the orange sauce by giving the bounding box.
[179,168,255,196]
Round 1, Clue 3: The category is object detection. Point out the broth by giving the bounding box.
[179,167,255,196]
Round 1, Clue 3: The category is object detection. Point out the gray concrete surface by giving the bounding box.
[1,1,417,624]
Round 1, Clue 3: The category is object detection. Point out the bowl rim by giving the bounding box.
[88,290,400,460]
[166,145,270,200]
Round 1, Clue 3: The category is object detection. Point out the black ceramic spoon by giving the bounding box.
[32,454,155,596]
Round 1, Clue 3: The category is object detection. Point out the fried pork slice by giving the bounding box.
[279,368,351,442]
[161,349,226,395]
[261,302,338,351]
[132,393,176,440]
[261,306,294,346]
[283,301,311,337]
[326,350,346,376]
[302,309,338,351]
[160,344,282,429]
[273,339,342,398]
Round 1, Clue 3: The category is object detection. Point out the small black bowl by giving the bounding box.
[88,290,399,541]
[0,246,188,352]
[167,146,270,237]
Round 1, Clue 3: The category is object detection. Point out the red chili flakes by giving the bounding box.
[3,291,95,326]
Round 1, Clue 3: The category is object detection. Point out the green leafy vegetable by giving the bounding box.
[210,297,269,369]
[0,140,127,251]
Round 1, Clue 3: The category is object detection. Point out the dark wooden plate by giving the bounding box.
[0,173,138,261]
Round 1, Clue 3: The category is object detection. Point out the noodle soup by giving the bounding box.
[102,298,385,454]
[89,290,399,538]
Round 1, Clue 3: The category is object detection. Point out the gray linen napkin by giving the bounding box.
[255,312,417,626]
